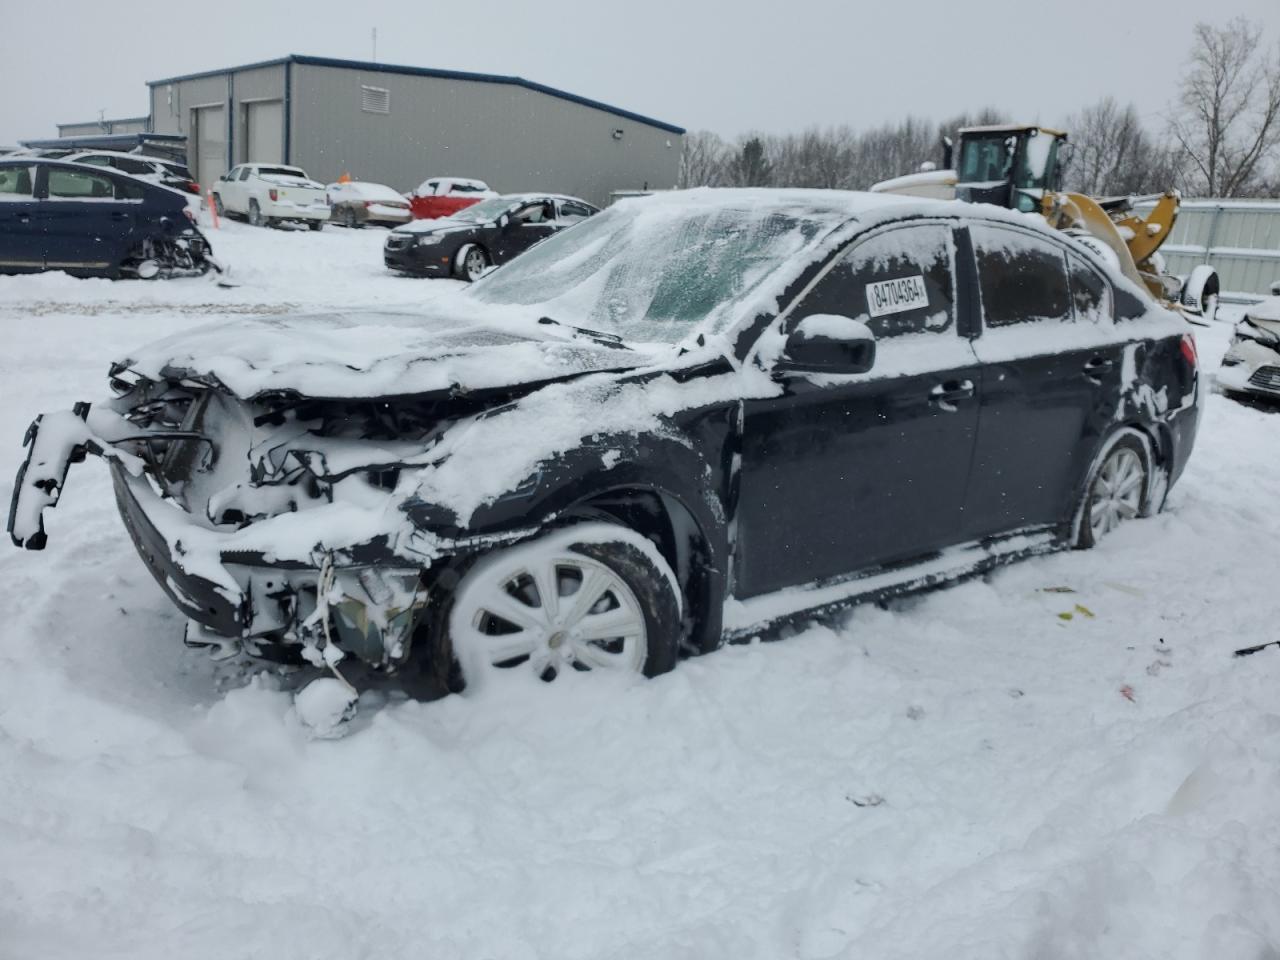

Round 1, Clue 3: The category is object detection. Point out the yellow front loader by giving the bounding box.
[871,125,1220,321]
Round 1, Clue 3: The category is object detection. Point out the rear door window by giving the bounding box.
[113,156,154,176]
[792,223,957,339]
[0,165,35,199]
[971,225,1071,327]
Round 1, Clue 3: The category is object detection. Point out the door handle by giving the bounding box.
[110,212,129,221]
[929,379,975,412]
[16,213,30,223]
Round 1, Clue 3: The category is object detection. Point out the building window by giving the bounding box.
[361,85,390,115]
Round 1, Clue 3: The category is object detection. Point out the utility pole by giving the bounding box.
[372,28,377,63]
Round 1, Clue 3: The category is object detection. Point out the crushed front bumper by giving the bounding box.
[8,406,435,667]
[1216,338,1280,399]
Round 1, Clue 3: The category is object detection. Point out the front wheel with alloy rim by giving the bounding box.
[446,523,682,690]
[457,244,489,282]
[1075,434,1153,548]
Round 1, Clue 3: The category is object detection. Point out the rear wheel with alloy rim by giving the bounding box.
[445,523,681,689]
[1076,435,1150,548]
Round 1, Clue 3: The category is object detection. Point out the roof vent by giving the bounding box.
[361,85,390,115]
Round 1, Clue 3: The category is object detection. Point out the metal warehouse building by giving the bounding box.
[147,55,684,208]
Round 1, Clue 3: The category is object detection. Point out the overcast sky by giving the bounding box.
[2,0,1277,146]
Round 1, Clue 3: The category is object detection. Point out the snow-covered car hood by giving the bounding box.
[394,219,483,235]
[1244,296,1280,325]
[114,311,656,400]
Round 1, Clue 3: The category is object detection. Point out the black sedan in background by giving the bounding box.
[0,158,217,279]
[384,193,599,280]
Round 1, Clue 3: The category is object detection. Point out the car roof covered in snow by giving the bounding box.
[63,149,172,164]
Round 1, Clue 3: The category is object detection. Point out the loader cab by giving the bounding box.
[955,125,1067,213]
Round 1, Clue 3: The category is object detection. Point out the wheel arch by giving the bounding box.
[1069,421,1164,545]
[559,483,726,658]
[450,430,732,657]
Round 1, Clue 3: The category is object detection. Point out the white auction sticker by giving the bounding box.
[866,275,928,318]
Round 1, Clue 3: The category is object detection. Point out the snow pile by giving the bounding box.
[0,226,1278,959]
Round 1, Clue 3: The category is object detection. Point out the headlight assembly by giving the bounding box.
[414,233,443,246]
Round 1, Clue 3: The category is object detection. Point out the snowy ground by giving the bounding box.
[1,218,1278,960]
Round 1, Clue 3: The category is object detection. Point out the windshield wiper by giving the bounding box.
[537,316,628,349]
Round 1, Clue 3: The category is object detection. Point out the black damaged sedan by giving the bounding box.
[383,193,599,281]
[9,189,1200,700]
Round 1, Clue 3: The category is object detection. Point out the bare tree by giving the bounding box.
[1065,98,1161,195]
[1169,17,1280,196]
[678,130,730,188]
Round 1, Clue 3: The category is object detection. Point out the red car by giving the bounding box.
[408,176,495,220]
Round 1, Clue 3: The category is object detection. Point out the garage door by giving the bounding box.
[194,106,226,185]
[246,101,284,164]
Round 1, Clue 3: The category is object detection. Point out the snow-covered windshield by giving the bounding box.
[466,196,834,344]
[449,196,518,222]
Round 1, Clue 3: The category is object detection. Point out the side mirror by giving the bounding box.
[499,213,516,230]
[777,315,875,375]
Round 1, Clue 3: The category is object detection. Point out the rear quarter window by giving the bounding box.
[1068,252,1112,323]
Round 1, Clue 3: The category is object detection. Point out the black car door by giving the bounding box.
[734,221,982,598]
[0,163,43,272]
[493,201,557,262]
[960,224,1126,538]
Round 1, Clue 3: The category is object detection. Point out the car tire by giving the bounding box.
[443,522,682,691]
[341,207,359,229]
[456,244,489,282]
[248,199,263,228]
[309,221,323,232]
[1074,433,1154,549]
[212,193,224,217]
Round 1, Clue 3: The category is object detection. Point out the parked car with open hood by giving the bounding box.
[408,176,495,221]
[0,157,219,279]
[326,180,412,228]
[1216,282,1280,402]
[384,193,599,280]
[211,163,329,229]
[8,189,1199,707]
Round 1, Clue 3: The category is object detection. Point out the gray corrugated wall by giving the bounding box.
[289,63,681,207]
[1139,200,1280,297]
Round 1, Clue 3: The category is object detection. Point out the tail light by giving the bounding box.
[1179,334,1198,369]
[269,188,279,201]
[187,182,201,194]
[364,201,374,208]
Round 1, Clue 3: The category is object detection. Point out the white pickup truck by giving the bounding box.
[212,164,330,230]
